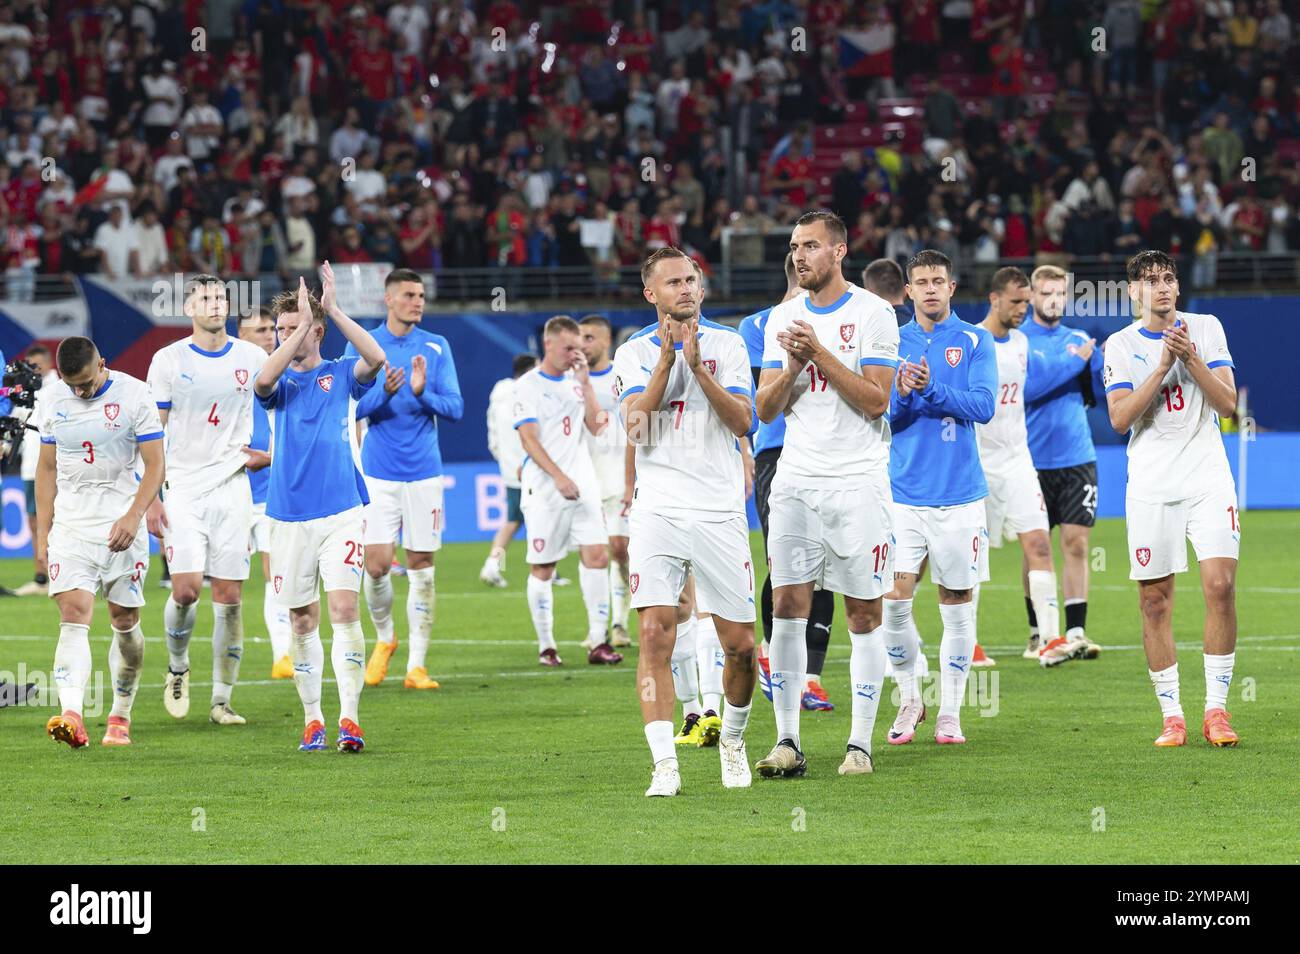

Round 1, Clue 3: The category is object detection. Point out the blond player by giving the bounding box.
[1103,250,1241,748]
[615,247,758,796]
[256,269,386,753]
[754,211,899,778]
[37,337,164,747]
[147,276,268,725]
[515,316,621,667]
[977,266,1097,667]
[579,314,634,648]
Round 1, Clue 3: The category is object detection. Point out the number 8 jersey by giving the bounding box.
[512,366,598,495]
[1102,311,1235,503]
[147,337,267,494]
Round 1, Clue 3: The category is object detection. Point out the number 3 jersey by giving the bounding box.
[612,318,753,516]
[34,372,163,543]
[1102,311,1235,503]
[147,337,267,494]
[512,366,598,495]
[761,284,899,485]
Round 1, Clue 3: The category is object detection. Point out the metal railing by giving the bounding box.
[7,250,1299,312]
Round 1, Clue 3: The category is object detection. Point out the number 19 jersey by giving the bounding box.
[761,285,899,485]
[147,337,267,494]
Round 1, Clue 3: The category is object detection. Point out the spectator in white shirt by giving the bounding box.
[344,149,386,210]
[181,88,224,161]
[329,107,371,165]
[274,96,320,154]
[153,133,195,193]
[386,0,431,58]
[128,204,168,277]
[93,205,134,279]
[142,60,183,148]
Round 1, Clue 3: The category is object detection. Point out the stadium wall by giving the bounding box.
[2,433,1296,556]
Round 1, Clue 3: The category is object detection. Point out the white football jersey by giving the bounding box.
[613,318,752,516]
[1103,312,1235,503]
[586,364,627,498]
[512,366,598,493]
[761,284,899,484]
[977,327,1030,458]
[147,336,267,494]
[34,372,163,543]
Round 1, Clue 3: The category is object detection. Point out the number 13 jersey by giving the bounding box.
[1102,311,1235,503]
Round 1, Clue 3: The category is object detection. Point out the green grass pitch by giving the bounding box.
[1,512,1297,864]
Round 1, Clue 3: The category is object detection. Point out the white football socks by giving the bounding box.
[265,583,291,660]
[722,700,751,743]
[770,616,807,748]
[406,566,435,671]
[364,571,396,646]
[938,601,976,721]
[1027,570,1060,644]
[610,558,630,631]
[108,623,145,720]
[1204,653,1234,712]
[848,627,886,754]
[526,574,555,652]
[578,563,610,644]
[695,614,724,714]
[210,601,243,707]
[645,720,677,769]
[671,615,701,716]
[883,598,918,701]
[291,628,325,725]
[54,622,91,715]
[1150,663,1183,718]
[332,619,365,723]
[164,596,196,672]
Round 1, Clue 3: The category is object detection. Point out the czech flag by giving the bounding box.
[839,24,895,78]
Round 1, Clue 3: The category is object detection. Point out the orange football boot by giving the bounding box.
[101,715,132,746]
[47,710,89,748]
[1202,709,1239,747]
[365,639,397,686]
[1154,715,1187,747]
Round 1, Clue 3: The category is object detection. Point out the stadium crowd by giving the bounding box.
[1,0,1299,302]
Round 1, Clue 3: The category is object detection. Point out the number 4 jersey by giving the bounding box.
[147,337,267,494]
[1102,311,1235,503]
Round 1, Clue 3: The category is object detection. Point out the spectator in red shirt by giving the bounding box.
[350,27,395,127]
[617,11,655,75]
[1230,194,1267,251]
[334,225,375,263]
[772,153,815,208]
[990,27,1025,119]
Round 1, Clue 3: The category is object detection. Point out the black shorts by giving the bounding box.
[1037,462,1098,528]
[506,486,524,524]
[754,447,781,540]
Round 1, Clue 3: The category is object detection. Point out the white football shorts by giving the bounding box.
[893,500,990,591]
[983,452,1049,547]
[767,471,894,600]
[161,470,254,580]
[1125,482,1240,580]
[521,479,606,565]
[628,508,756,623]
[362,474,445,552]
[268,506,366,607]
[47,524,149,608]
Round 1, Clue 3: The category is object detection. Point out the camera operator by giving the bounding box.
[16,346,55,595]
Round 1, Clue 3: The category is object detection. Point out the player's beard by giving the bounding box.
[797,262,829,293]
[664,301,699,324]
